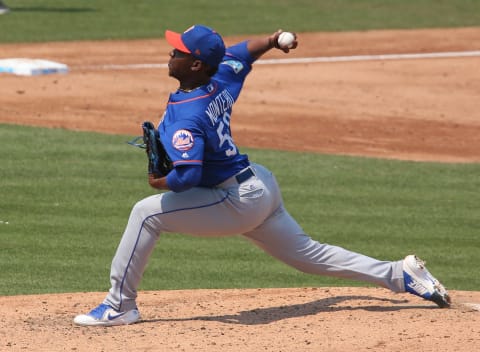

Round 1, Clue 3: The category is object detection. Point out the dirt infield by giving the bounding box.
[1,28,479,351]
[2,288,480,351]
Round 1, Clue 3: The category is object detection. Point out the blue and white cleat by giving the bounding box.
[74,303,140,326]
[403,254,451,308]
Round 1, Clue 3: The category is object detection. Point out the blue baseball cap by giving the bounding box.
[165,25,226,67]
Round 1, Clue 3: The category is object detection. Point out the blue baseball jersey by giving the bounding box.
[159,41,255,187]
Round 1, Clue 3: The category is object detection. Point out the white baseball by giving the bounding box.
[277,32,295,49]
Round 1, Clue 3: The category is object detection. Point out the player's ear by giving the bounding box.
[190,59,203,72]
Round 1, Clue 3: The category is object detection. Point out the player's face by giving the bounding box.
[168,49,194,79]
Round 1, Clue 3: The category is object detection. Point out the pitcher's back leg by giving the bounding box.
[243,205,405,292]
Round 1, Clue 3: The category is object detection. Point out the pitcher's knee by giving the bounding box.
[128,196,164,235]
[130,201,148,221]
[131,195,161,218]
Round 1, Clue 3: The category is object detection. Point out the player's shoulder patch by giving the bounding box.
[222,60,244,74]
[172,129,194,151]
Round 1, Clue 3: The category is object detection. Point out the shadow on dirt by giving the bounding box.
[143,295,434,325]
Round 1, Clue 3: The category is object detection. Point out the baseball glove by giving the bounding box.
[128,121,173,178]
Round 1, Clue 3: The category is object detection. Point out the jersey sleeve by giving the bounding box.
[225,41,256,66]
[215,41,254,100]
[166,164,202,192]
[161,119,205,167]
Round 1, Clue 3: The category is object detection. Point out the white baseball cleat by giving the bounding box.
[74,303,140,326]
[403,254,451,308]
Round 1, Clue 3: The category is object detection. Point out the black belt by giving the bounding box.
[235,167,255,184]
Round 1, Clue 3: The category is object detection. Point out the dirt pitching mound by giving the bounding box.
[2,288,480,351]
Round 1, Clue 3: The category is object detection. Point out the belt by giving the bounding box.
[217,167,255,188]
[235,167,255,184]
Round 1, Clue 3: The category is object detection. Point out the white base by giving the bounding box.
[0,58,69,76]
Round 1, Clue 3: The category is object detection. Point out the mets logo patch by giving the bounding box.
[172,129,194,151]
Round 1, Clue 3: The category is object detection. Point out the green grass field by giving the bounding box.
[0,1,479,295]
[1,0,480,43]
[1,124,478,295]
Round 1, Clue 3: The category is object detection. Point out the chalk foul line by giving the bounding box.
[75,50,480,71]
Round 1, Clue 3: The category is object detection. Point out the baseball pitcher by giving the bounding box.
[74,25,450,326]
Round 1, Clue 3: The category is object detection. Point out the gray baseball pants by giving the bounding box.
[104,163,405,311]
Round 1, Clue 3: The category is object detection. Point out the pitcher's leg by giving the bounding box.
[104,189,229,311]
[105,182,273,311]
[104,194,163,311]
[243,206,405,292]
